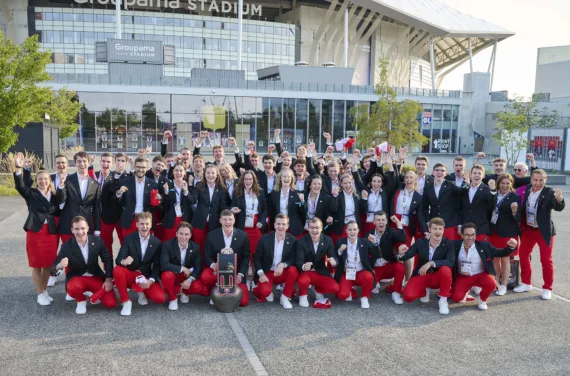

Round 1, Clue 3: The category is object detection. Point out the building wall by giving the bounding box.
[0,0,29,43]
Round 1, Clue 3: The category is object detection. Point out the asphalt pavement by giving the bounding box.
[1,193,569,376]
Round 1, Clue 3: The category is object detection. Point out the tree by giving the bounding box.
[47,88,83,139]
[0,32,82,151]
[351,59,427,150]
[493,96,560,169]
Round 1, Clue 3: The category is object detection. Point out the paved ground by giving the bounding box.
[2,186,570,375]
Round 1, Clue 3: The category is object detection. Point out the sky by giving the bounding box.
[437,0,570,98]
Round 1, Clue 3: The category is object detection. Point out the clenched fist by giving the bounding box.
[58,257,69,269]
[507,238,518,248]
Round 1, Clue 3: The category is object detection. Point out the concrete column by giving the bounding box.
[237,0,243,70]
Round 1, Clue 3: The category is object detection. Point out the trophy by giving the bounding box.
[210,248,243,313]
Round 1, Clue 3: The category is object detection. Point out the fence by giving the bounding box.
[528,128,566,172]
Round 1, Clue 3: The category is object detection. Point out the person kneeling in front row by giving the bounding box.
[160,221,204,311]
[451,223,518,310]
[52,216,116,314]
[397,217,455,315]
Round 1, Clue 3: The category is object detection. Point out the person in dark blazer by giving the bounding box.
[58,152,101,244]
[296,218,339,308]
[303,175,333,235]
[190,164,230,258]
[114,212,165,316]
[159,164,196,242]
[488,174,521,296]
[199,210,250,306]
[366,211,408,304]
[398,218,455,315]
[145,155,170,238]
[360,161,398,236]
[268,169,306,238]
[14,156,67,306]
[253,214,299,309]
[450,223,518,310]
[514,169,565,300]
[327,174,364,245]
[445,156,470,188]
[423,163,463,241]
[52,216,116,314]
[244,144,277,196]
[334,221,376,309]
[114,157,162,243]
[459,165,494,241]
[160,222,203,311]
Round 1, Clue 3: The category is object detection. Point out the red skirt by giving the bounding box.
[489,231,519,256]
[192,224,209,265]
[360,221,376,238]
[26,224,58,268]
[244,215,262,256]
[161,217,183,242]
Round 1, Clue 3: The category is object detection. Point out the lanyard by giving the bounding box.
[527,191,540,213]
[402,189,413,211]
[308,193,319,217]
[495,192,509,210]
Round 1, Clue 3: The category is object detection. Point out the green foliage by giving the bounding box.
[351,59,427,150]
[47,88,83,139]
[399,165,417,174]
[0,185,19,196]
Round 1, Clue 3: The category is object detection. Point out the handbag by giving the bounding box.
[507,258,520,290]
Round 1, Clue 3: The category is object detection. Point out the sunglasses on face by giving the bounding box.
[514,169,523,172]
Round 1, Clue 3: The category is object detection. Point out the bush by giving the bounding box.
[0,151,43,173]
[0,185,19,196]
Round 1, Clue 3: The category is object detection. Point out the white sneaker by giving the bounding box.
[84,291,93,298]
[120,300,132,316]
[371,283,380,294]
[37,293,50,306]
[495,285,507,296]
[420,288,431,303]
[266,292,274,302]
[47,276,57,287]
[477,296,488,310]
[246,280,252,291]
[276,283,284,291]
[76,301,87,315]
[280,294,293,309]
[315,292,324,300]
[471,286,482,296]
[137,292,148,305]
[168,299,179,311]
[345,295,353,302]
[42,291,53,302]
[179,294,190,304]
[513,283,532,293]
[65,293,75,301]
[360,297,370,309]
[439,297,449,315]
[299,295,309,308]
[209,299,214,305]
[392,292,404,305]
[541,289,552,300]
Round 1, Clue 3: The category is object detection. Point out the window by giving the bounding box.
[265,26,273,34]
[165,18,181,27]
[192,59,204,69]
[246,24,257,33]
[134,16,144,24]
[230,40,238,52]
[247,61,255,71]
[35,12,42,21]
[95,14,105,23]
[247,41,256,53]
[222,60,231,70]
[265,42,273,55]
[85,54,95,64]
[52,53,65,64]
[83,32,94,45]
[122,15,133,24]
[51,12,61,21]
[205,21,221,29]
[225,22,237,31]
[74,32,83,44]
[83,14,94,22]
[144,16,154,25]
[257,42,265,54]
[65,54,75,64]
[74,14,83,22]
[63,31,73,44]
[44,31,53,43]
[205,38,219,51]
[184,19,202,28]
[62,13,73,21]
[274,26,282,35]
[221,39,230,51]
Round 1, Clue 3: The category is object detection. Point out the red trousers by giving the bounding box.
[160,271,204,301]
[112,266,166,304]
[390,216,412,247]
[329,226,348,247]
[100,219,119,258]
[360,221,376,238]
[192,225,208,266]
[253,268,299,301]
[244,220,263,257]
[119,219,138,244]
[160,217,183,242]
[298,271,339,296]
[489,232,519,256]
[451,273,496,302]
[476,234,488,242]
[374,262,405,294]
[60,234,73,244]
[337,270,374,299]
[403,266,452,302]
[443,226,459,241]
[199,268,249,306]
[67,276,117,308]
[519,228,554,290]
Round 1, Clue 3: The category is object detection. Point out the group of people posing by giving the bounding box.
[14,129,565,316]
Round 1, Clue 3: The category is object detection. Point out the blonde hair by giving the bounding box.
[35,170,56,195]
[219,162,237,181]
[404,170,418,191]
[274,169,296,191]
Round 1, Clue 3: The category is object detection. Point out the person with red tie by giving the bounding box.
[114,212,166,316]
[200,210,250,306]
[296,218,339,308]
[397,218,455,315]
[459,165,494,241]
[160,222,203,311]
[514,169,565,300]
[114,157,162,242]
[159,164,195,241]
[52,216,116,314]
[451,223,518,310]
[334,221,376,309]
[14,154,67,306]
[366,211,407,304]
[253,213,299,309]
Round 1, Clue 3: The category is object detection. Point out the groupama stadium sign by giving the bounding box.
[74,0,263,16]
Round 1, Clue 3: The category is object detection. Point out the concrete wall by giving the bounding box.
[0,0,29,43]
[535,60,570,100]
[457,72,491,154]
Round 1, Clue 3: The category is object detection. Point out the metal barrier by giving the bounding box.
[528,128,566,172]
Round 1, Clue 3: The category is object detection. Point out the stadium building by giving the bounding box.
[1,0,516,154]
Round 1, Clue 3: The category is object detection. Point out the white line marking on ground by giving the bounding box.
[226,313,269,376]
[532,286,570,303]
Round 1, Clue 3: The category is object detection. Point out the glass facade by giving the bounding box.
[68,92,460,154]
[33,7,297,80]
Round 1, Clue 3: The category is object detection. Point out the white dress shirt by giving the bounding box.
[468,183,481,204]
[428,240,441,261]
[140,233,150,259]
[417,175,426,195]
[455,176,465,187]
[312,241,319,254]
[225,180,235,197]
[434,181,443,199]
[458,243,484,276]
[266,173,275,193]
[78,241,93,276]
[223,230,233,248]
[208,184,216,201]
[296,179,305,192]
[395,189,414,215]
[346,239,363,272]
[280,189,289,215]
[78,174,89,200]
[245,192,259,214]
[344,192,356,223]
[526,188,543,226]
[179,243,188,273]
[366,190,383,215]
[271,235,285,271]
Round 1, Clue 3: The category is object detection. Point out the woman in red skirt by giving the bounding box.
[14,153,67,306]
[231,171,267,285]
[160,164,196,241]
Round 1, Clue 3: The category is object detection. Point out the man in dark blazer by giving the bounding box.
[114,212,165,316]
[515,169,565,300]
[114,157,162,242]
[398,217,455,315]
[450,223,518,310]
[459,165,494,240]
[253,213,299,309]
[52,216,116,314]
[296,217,339,308]
[445,156,470,188]
[244,144,277,196]
[200,210,250,307]
[366,211,407,304]
[58,152,101,244]
[160,221,203,311]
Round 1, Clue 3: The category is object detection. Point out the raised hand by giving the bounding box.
[507,238,518,248]
[398,244,408,256]
[122,256,134,266]
[89,154,96,165]
[231,207,241,214]
[200,131,208,140]
[14,152,24,169]
[163,182,169,193]
[476,152,486,159]
[163,130,172,140]
[59,257,69,269]
[338,244,347,253]
[353,149,361,159]
[187,175,194,186]
[228,137,236,147]
[488,179,496,191]
[119,186,128,195]
[181,180,188,192]
[554,189,563,202]
[367,234,376,244]
[323,132,331,141]
[246,141,255,150]
[511,202,518,214]
[526,153,535,162]
[59,174,67,188]
[361,190,369,199]
[268,144,276,153]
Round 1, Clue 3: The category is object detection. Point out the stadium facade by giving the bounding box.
[1,0,517,154]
